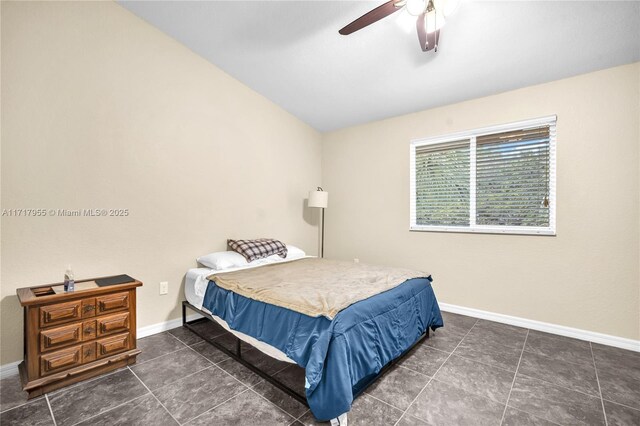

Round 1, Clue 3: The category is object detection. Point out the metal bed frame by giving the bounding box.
[182,300,429,408]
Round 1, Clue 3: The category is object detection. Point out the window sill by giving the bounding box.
[409,225,556,236]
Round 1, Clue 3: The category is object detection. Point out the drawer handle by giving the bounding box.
[83,305,95,313]
[84,327,94,335]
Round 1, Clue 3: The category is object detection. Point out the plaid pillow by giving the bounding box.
[227,238,288,263]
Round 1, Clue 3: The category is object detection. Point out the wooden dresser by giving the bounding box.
[16,277,142,398]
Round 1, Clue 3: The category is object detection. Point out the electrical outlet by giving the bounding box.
[159,281,169,295]
[353,258,360,264]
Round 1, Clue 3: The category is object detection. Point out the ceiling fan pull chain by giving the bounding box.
[435,10,440,52]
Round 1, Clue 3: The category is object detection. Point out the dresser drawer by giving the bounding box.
[40,319,98,353]
[40,345,82,376]
[96,292,129,314]
[40,300,82,328]
[40,323,81,352]
[97,312,129,336]
[96,332,130,358]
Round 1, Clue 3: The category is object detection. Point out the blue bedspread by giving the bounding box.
[202,277,443,420]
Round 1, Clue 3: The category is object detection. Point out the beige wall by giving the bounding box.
[323,63,640,341]
[0,1,322,365]
[1,1,638,369]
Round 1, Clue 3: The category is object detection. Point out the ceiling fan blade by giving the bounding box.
[339,0,404,35]
[416,14,440,52]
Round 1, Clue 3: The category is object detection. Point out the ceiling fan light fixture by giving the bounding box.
[406,0,428,16]
[396,8,417,33]
[426,9,446,31]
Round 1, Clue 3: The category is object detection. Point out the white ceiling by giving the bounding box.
[118,1,640,132]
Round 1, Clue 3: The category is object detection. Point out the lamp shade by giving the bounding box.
[308,190,329,208]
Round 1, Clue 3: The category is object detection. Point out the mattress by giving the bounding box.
[185,265,297,363]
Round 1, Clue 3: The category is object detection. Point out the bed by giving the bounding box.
[183,257,443,423]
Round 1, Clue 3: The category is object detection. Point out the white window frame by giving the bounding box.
[410,115,557,236]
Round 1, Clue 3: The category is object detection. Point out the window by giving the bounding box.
[410,116,556,235]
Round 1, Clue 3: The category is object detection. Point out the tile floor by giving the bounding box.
[1,312,639,425]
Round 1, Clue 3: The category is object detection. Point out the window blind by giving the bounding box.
[476,126,551,227]
[414,140,470,226]
[410,116,556,235]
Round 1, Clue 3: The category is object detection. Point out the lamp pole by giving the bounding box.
[321,207,325,258]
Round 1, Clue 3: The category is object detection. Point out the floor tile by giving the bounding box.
[603,400,640,426]
[153,365,247,424]
[188,320,230,341]
[399,343,450,377]
[396,414,428,425]
[524,330,593,368]
[464,320,528,349]
[365,365,430,411]
[518,350,600,396]
[0,374,35,413]
[131,347,212,390]
[290,411,324,426]
[592,343,640,409]
[191,341,232,364]
[508,374,605,425]
[501,407,559,425]
[44,368,129,400]
[347,394,403,426]
[434,354,514,404]
[215,350,290,387]
[597,368,640,409]
[48,369,148,426]
[440,312,478,333]
[168,326,205,346]
[217,358,263,387]
[75,393,177,425]
[423,312,477,352]
[136,331,187,363]
[0,398,53,426]
[424,329,466,353]
[407,379,505,426]
[252,380,308,419]
[297,393,402,425]
[186,389,293,425]
[592,343,640,381]
[454,332,523,372]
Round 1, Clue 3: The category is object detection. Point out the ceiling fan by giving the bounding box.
[339,0,460,52]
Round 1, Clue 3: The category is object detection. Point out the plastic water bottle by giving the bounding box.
[64,265,75,292]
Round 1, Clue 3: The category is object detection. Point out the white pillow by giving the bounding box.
[286,245,306,259]
[197,245,306,270]
[196,251,246,270]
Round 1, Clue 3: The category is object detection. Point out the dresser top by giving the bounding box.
[17,276,142,306]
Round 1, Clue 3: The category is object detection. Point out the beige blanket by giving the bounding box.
[207,258,428,319]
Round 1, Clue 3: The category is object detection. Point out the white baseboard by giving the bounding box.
[439,302,640,352]
[0,312,204,380]
[3,305,637,379]
[137,313,203,339]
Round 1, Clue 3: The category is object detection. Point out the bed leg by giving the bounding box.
[236,338,242,358]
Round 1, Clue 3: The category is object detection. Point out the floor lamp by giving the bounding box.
[308,187,328,258]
